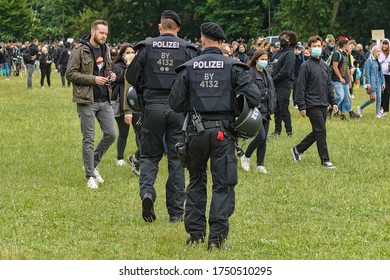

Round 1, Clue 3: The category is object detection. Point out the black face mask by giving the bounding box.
[304,55,310,61]
[111,52,117,58]
[280,39,289,48]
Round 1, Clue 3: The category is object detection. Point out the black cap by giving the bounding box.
[161,10,181,27]
[201,22,227,41]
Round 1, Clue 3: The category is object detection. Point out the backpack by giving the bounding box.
[22,47,31,63]
[326,50,342,76]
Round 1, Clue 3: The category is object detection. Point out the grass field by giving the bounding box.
[0,73,389,260]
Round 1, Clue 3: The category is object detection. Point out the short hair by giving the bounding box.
[307,35,323,47]
[279,30,298,47]
[91,20,108,30]
[338,39,349,49]
[161,18,178,31]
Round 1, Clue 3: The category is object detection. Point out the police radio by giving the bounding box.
[192,107,204,132]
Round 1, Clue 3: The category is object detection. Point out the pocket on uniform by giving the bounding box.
[140,128,152,155]
[226,154,238,185]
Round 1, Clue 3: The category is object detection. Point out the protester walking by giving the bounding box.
[292,35,338,169]
[66,19,117,189]
[357,45,386,118]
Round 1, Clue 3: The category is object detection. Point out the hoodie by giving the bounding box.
[80,33,110,102]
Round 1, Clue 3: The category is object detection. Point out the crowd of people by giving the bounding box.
[2,12,388,250]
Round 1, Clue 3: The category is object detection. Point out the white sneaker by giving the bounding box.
[256,165,268,174]
[323,161,336,169]
[94,168,104,183]
[240,155,250,171]
[357,106,363,117]
[87,177,98,189]
[376,114,383,119]
[116,159,126,167]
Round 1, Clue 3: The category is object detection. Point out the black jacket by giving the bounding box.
[271,46,295,90]
[111,59,127,113]
[248,67,276,120]
[295,57,336,110]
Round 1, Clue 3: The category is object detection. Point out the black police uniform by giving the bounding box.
[126,25,197,222]
[169,45,261,247]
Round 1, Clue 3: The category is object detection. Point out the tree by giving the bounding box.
[276,0,342,42]
[200,0,267,41]
[0,0,34,41]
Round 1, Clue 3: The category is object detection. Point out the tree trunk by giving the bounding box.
[330,0,340,27]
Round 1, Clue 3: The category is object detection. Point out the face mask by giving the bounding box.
[111,52,117,58]
[329,44,335,49]
[257,60,268,69]
[123,54,131,61]
[311,47,322,57]
[351,47,355,51]
[280,39,289,48]
[304,55,310,61]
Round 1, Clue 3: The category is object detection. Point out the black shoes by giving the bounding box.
[186,235,205,245]
[349,110,360,119]
[207,239,231,251]
[169,214,184,223]
[291,146,301,162]
[142,193,156,223]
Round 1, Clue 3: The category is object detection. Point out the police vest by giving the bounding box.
[185,55,238,114]
[142,36,188,90]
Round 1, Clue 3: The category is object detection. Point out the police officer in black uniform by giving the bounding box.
[126,10,197,223]
[169,22,261,249]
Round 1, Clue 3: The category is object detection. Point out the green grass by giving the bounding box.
[0,73,389,260]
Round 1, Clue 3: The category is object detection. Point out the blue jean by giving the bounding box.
[359,67,364,86]
[360,86,382,115]
[3,62,11,78]
[333,81,351,113]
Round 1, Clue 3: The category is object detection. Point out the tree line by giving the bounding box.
[0,0,388,44]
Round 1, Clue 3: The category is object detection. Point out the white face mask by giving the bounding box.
[123,54,131,61]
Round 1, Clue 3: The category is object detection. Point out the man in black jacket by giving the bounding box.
[126,10,198,223]
[270,30,297,137]
[25,39,39,89]
[291,35,338,169]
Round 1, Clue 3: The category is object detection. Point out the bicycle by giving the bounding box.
[12,56,26,78]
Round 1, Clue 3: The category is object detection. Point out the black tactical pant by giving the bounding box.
[139,102,185,218]
[296,106,330,164]
[185,126,237,246]
[274,87,292,135]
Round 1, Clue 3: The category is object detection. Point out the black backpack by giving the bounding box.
[22,47,31,63]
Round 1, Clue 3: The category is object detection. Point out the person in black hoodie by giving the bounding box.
[59,41,71,87]
[66,19,117,189]
[269,30,297,137]
[291,35,338,169]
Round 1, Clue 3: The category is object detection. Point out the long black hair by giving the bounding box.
[112,43,134,66]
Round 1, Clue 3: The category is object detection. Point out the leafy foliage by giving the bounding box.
[0,0,34,41]
[1,0,390,44]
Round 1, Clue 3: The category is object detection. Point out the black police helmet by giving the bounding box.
[232,95,262,139]
[126,86,141,113]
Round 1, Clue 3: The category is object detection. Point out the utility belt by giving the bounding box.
[187,120,224,133]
